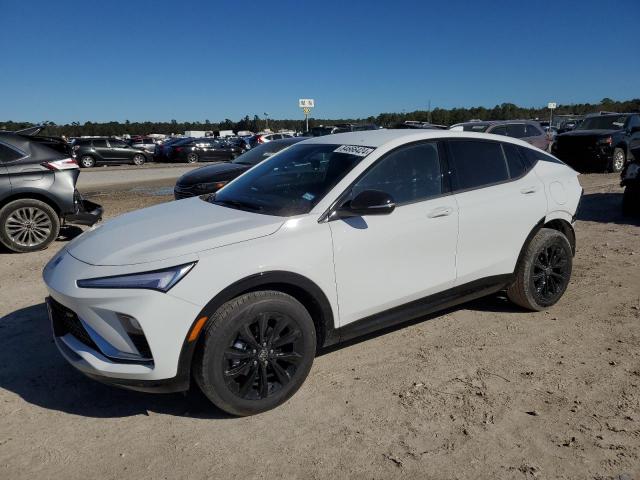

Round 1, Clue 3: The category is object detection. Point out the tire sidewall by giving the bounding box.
[187,153,198,163]
[522,231,572,309]
[0,199,60,253]
[197,293,316,416]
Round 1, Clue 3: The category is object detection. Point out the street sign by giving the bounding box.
[548,102,557,109]
[302,107,311,114]
[299,99,315,108]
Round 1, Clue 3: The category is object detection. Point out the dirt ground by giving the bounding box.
[1,174,639,480]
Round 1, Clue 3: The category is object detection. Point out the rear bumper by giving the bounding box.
[64,199,103,226]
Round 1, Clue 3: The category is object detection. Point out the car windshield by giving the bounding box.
[232,141,293,166]
[577,116,627,130]
[210,143,374,216]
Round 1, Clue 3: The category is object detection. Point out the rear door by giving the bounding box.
[446,139,546,285]
[107,139,133,161]
[91,139,112,161]
[0,142,23,197]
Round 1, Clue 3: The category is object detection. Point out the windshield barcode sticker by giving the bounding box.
[333,145,375,157]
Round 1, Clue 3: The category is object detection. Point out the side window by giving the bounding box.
[506,123,527,138]
[0,143,24,163]
[109,140,127,148]
[502,143,528,178]
[92,139,108,148]
[627,115,640,130]
[490,125,507,136]
[448,140,509,191]
[525,124,542,136]
[352,142,442,205]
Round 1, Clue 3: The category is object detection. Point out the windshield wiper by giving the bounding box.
[212,197,264,212]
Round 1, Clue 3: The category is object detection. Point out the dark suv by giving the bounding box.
[552,113,640,173]
[0,131,102,252]
[73,137,149,167]
[163,137,241,163]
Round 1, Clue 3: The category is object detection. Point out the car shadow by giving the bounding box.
[0,303,231,420]
[577,192,640,226]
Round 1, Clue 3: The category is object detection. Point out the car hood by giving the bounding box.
[67,197,285,266]
[558,129,619,137]
[177,162,249,185]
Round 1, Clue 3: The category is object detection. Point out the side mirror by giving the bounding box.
[337,190,396,217]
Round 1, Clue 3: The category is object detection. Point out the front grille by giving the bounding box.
[49,297,100,352]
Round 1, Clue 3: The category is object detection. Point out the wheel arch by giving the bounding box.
[175,271,336,387]
[0,191,62,217]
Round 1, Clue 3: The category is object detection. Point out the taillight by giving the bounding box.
[42,158,79,171]
[257,135,264,144]
[598,136,613,145]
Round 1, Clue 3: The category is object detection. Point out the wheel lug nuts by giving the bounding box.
[253,360,257,365]
[252,349,256,354]
[262,342,267,347]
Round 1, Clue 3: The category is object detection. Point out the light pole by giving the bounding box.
[264,112,269,131]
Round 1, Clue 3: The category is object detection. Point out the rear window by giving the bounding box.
[0,142,24,163]
[519,146,565,165]
[448,140,509,191]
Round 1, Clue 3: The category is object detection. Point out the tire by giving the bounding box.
[0,199,61,253]
[610,148,626,173]
[132,153,146,166]
[622,185,640,216]
[193,290,316,416]
[79,155,96,168]
[507,228,573,311]
[186,153,199,164]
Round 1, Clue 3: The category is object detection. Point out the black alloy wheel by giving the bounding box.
[530,243,571,305]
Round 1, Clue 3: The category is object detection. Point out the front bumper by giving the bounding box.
[43,251,203,391]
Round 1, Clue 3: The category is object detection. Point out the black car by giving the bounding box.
[163,137,241,163]
[621,158,640,215]
[154,137,187,161]
[552,113,640,173]
[0,131,102,252]
[73,137,149,167]
[174,137,305,199]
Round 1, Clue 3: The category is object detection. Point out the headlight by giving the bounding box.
[195,181,228,192]
[77,262,196,292]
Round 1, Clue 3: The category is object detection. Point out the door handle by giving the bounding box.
[427,206,453,218]
[520,186,538,194]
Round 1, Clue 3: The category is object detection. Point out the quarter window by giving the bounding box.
[525,124,542,136]
[502,143,528,178]
[447,140,509,190]
[0,143,24,163]
[352,142,442,205]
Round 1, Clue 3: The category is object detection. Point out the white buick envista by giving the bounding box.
[43,130,582,415]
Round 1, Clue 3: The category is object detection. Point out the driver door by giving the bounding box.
[328,141,458,327]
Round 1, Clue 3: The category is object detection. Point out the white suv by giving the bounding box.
[43,130,582,416]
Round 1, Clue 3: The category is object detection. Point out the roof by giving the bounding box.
[452,119,541,128]
[298,128,539,149]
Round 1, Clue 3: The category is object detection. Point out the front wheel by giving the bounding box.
[193,291,316,416]
[507,228,573,311]
[132,153,146,166]
[186,153,199,164]
[79,155,96,168]
[0,199,61,253]
[610,148,626,173]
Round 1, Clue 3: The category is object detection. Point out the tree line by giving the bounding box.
[2,98,639,137]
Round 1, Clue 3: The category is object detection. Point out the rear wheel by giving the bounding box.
[186,153,199,163]
[610,148,626,173]
[80,155,95,168]
[507,228,572,311]
[132,153,146,166]
[193,290,316,416]
[0,199,60,253]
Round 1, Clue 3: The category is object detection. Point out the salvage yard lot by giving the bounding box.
[0,173,639,479]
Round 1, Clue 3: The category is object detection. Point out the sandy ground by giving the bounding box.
[0,174,639,480]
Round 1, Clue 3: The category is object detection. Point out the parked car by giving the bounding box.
[163,137,241,163]
[552,113,640,173]
[309,126,338,137]
[333,123,379,133]
[128,137,157,154]
[174,137,305,199]
[43,129,581,415]
[621,157,640,215]
[154,137,187,161]
[73,137,149,167]
[248,132,294,148]
[0,131,102,252]
[450,120,550,150]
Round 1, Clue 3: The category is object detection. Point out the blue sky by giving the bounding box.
[1,0,639,123]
